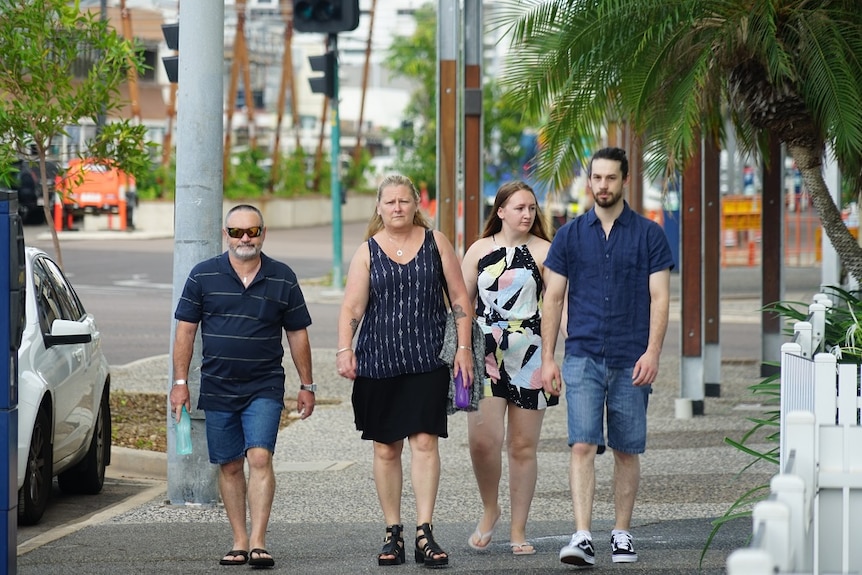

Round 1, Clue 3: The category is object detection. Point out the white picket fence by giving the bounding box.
[726,294,862,575]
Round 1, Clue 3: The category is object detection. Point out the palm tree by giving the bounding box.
[495,0,862,281]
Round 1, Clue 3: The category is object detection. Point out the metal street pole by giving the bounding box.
[167,0,223,505]
[329,33,343,291]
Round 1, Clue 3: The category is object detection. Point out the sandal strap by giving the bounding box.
[416,523,446,557]
[379,524,404,556]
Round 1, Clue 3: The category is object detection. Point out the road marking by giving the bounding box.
[114,278,173,290]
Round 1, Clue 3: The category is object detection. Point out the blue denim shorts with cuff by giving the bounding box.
[204,397,283,464]
[561,355,651,454]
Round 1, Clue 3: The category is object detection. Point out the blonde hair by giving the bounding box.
[364,173,433,239]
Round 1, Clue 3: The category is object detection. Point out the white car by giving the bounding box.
[16,247,111,525]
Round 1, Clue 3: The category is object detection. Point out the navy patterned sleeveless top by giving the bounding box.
[355,229,448,379]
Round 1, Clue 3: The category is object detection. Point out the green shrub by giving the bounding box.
[141,146,377,201]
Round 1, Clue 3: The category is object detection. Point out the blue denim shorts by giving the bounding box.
[561,355,651,454]
[204,397,283,465]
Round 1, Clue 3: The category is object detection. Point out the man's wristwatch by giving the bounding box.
[300,383,317,393]
[173,379,187,387]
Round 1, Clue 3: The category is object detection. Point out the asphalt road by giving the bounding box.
[23,221,822,366]
[23,222,364,365]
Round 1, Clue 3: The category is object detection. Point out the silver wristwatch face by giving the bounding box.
[300,383,317,393]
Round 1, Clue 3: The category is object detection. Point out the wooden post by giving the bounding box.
[703,136,721,397]
[120,0,141,123]
[761,133,784,375]
[224,1,246,179]
[270,2,302,193]
[437,0,459,244]
[462,0,482,251]
[680,138,704,415]
[239,26,256,150]
[161,83,177,178]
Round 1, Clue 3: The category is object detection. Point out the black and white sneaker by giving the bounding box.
[560,532,596,567]
[611,531,638,563]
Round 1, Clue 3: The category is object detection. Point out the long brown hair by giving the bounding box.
[364,173,433,239]
[480,180,551,241]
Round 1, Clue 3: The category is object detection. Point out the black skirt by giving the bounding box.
[352,366,449,443]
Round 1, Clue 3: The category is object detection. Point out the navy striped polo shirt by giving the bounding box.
[174,251,312,411]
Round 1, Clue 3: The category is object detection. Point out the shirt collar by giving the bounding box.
[217,251,272,276]
[586,200,634,227]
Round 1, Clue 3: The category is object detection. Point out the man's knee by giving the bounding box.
[245,447,273,470]
[220,457,246,477]
[613,450,638,463]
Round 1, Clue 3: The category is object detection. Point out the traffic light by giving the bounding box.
[293,0,360,34]
[161,22,179,83]
[308,51,336,98]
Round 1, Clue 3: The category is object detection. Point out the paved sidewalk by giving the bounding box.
[18,337,782,574]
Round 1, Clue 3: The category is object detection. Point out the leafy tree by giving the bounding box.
[496,0,862,282]
[343,147,372,194]
[484,80,529,183]
[225,148,271,200]
[385,3,438,196]
[385,4,536,200]
[0,0,151,268]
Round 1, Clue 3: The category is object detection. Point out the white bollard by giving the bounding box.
[674,398,693,419]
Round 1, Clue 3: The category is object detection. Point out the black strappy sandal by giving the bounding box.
[415,523,449,568]
[378,524,405,566]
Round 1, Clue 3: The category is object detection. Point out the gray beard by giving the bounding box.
[231,245,259,260]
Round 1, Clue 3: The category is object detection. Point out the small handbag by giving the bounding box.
[431,237,484,414]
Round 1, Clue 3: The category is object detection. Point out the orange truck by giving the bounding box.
[54,158,137,230]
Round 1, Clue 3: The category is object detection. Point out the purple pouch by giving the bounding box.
[455,370,470,409]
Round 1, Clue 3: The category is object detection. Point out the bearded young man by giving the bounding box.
[540,147,674,567]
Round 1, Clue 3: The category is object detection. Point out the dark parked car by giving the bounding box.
[2,159,61,224]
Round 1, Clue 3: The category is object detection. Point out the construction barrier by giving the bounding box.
[720,195,821,267]
[722,194,762,232]
[721,195,762,266]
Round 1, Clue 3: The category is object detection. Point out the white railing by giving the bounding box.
[727,294,862,575]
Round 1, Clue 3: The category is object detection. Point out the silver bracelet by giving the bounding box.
[336,347,353,356]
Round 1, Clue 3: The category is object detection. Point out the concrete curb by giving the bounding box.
[108,446,166,481]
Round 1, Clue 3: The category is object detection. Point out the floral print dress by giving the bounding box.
[476,242,558,409]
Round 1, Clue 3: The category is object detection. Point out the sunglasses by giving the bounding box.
[225,226,263,239]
